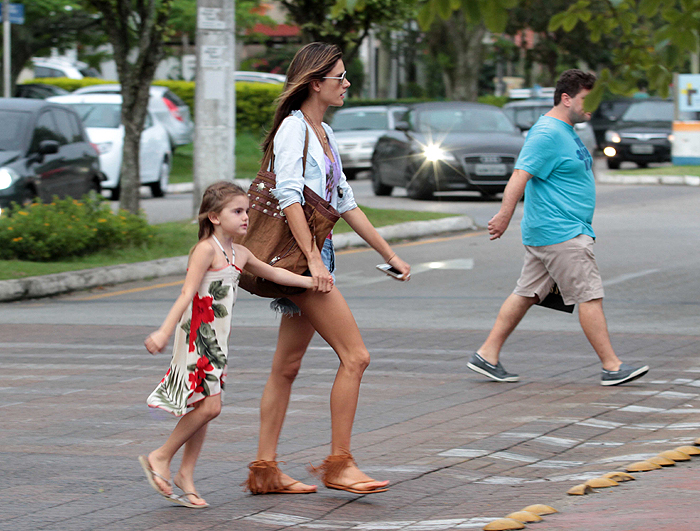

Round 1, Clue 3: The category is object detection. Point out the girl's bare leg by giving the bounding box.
[148,395,221,497]
[293,288,389,490]
[173,422,209,506]
[256,312,317,492]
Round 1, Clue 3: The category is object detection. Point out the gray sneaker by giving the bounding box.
[467,352,519,382]
[601,363,649,386]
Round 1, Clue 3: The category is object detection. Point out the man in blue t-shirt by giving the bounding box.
[467,69,649,387]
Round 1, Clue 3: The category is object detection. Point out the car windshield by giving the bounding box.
[621,101,673,122]
[0,110,31,151]
[333,110,389,131]
[66,103,122,128]
[417,108,516,134]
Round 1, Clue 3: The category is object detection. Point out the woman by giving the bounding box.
[244,42,411,495]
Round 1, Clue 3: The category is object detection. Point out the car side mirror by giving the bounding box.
[39,140,59,155]
[395,121,410,132]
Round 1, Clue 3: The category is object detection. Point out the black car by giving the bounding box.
[371,102,524,199]
[0,99,103,214]
[602,99,673,169]
[590,98,634,150]
[15,83,70,100]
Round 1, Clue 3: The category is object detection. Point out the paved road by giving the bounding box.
[2,177,699,530]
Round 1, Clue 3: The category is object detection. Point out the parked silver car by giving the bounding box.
[330,106,408,180]
[71,84,194,150]
[503,98,597,155]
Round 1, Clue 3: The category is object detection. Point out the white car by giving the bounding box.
[32,58,101,79]
[331,105,408,179]
[48,94,172,199]
[71,85,194,149]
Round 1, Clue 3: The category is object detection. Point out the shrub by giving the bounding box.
[0,195,154,261]
[29,78,282,134]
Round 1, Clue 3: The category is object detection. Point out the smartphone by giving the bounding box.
[376,263,404,279]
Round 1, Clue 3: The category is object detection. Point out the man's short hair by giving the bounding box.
[554,69,597,105]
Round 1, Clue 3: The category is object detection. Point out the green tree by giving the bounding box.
[504,0,616,87]
[0,1,101,93]
[283,0,418,64]
[85,0,174,214]
[425,13,486,101]
[549,0,700,109]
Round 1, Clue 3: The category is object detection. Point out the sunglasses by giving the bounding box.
[323,71,347,84]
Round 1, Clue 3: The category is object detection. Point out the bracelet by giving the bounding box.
[385,252,396,263]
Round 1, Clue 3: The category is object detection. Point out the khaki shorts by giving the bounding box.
[513,234,604,305]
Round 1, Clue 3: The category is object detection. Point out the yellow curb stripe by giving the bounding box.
[74,280,185,301]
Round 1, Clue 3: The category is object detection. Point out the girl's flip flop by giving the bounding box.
[138,455,172,498]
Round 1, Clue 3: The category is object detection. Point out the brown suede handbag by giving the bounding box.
[236,127,341,299]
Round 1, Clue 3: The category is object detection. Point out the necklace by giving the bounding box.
[302,111,332,156]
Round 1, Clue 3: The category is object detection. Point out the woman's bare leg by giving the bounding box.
[255,312,317,492]
[293,287,389,490]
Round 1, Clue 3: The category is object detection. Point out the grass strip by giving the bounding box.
[0,206,456,281]
[616,165,700,176]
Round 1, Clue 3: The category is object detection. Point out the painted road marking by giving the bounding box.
[604,268,661,286]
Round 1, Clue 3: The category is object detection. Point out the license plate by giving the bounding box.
[474,163,507,176]
[630,143,654,154]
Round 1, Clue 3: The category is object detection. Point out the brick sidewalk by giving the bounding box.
[1,324,699,530]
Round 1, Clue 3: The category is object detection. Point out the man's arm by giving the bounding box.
[488,169,533,240]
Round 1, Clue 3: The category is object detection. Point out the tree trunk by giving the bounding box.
[427,13,486,101]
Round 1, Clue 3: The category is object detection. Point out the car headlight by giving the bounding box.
[0,167,18,191]
[605,130,621,143]
[424,144,451,162]
[96,142,114,154]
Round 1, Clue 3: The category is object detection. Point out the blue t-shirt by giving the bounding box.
[515,115,596,247]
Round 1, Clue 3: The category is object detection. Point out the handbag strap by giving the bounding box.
[262,123,309,177]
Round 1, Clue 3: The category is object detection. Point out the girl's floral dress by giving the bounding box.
[148,253,240,417]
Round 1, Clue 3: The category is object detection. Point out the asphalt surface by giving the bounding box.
[1,167,699,530]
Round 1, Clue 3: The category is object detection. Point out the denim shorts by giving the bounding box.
[270,237,335,315]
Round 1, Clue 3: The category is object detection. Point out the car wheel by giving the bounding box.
[606,158,621,170]
[406,169,434,200]
[344,168,357,181]
[371,162,393,196]
[150,159,170,198]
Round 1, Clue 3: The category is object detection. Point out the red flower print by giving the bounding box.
[188,293,215,352]
[188,356,214,394]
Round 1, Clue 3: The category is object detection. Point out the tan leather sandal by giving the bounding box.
[309,452,390,494]
[243,459,317,494]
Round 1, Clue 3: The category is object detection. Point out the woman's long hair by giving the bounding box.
[261,42,343,158]
[196,181,247,241]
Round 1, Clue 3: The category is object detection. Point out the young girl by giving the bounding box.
[138,181,318,508]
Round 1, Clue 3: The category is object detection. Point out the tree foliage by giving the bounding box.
[0,1,101,92]
[167,0,272,41]
[283,0,418,64]
[416,0,517,33]
[84,0,174,214]
[548,0,699,110]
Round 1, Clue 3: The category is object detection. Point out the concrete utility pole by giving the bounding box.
[193,0,236,217]
[3,0,10,98]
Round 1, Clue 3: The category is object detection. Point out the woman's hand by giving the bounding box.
[388,254,411,281]
[308,254,334,292]
[145,330,169,354]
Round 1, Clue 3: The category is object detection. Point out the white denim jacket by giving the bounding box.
[270,109,357,214]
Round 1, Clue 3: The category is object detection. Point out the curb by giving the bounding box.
[0,215,475,303]
[596,173,700,186]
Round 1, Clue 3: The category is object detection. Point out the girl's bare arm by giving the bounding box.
[145,243,214,354]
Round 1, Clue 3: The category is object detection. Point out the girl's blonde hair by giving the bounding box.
[197,181,247,241]
[261,42,343,158]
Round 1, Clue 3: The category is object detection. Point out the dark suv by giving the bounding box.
[0,99,103,214]
[601,99,672,169]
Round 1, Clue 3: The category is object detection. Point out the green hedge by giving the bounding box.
[0,195,154,261]
[30,78,282,134]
